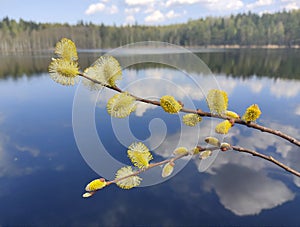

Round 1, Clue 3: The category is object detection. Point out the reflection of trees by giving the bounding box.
[0,54,50,79]
[123,50,300,79]
[1,50,299,80]
[198,49,300,79]
[0,53,101,79]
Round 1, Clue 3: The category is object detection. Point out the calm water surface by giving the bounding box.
[0,49,300,226]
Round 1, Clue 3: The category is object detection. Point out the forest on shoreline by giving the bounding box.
[0,10,299,52]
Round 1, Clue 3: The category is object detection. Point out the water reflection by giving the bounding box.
[0,50,300,225]
[1,49,299,79]
[295,105,300,116]
[204,164,295,216]
[198,49,300,79]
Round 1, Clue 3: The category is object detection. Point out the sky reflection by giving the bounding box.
[0,51,300,225]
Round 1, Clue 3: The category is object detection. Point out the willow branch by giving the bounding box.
[78,73,300,148]
[107,144,300,190]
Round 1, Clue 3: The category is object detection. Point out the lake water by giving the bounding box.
[0,48,300,226]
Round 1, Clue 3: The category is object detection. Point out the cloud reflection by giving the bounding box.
[0,135,36,178]
[204,164,295,216]
[16,145,40,157]
[197,119,300,216]
[295,105,300,116]
[269,78,300,98]
[0,116,48,179]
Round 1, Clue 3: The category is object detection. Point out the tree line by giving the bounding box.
[0,10,299,52]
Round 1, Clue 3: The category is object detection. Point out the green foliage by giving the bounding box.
[0,10,300,53]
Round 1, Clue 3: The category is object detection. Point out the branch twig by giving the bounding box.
[79,73,300,148]
[232,145,300,177]
[98,144,300,195]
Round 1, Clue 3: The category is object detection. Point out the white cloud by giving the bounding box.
[295,105,300,116]
[109,4,119,14]
[125,7,141,14]
[224,0,244,10]
[125,0,157,6]
[204,164,295,216]
[85,2,118,15]
[124,7,140,25]
[124,15,136,25]
[285,2,299,10]
[195,119,299,215]
[85,3,106,15]
[278,0,299,12]
[16,145,40,157]
[204,0,244,11]
[248,80,263,93]
[165,0,243,11]
[247,0,274,10]
[166,0,201,7]
[144,5,156,14]
[269,79,300,98]
[145,10,165,23]
[135,102,158,116]
[0,136,37,178]
[166,10,180,19]
[84,0,294,25]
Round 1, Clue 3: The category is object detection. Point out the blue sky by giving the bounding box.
[0,0,299,25]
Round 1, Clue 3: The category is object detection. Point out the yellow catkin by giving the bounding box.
[192,147,200,154]
[162,162,174,178]
[182,113,202,126]
[242,104,262,122]
[115,166,142,189]
[48,58,79,86]
[204,137,221,147]
[173,147,189,156]
[160,95,182,114]
[84,56,122,87]
[225,110,240,119]
[106,93,136,118]
[127,151,153,168]
[49,38,79,86]
[206,89,228,115]
[85,178,107,192]
[55,38,78,62]
[200,150,212,160]
[127,142,153,168]
[215,120,232,134]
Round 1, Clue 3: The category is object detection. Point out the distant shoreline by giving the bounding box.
[1,44,299,55]
[80,44,300,52]
[200,44,300,49]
